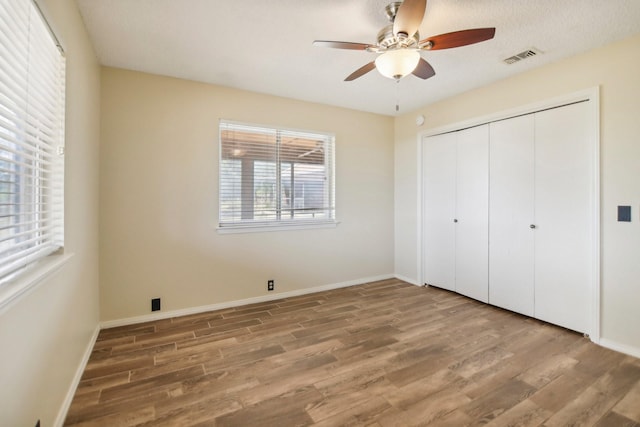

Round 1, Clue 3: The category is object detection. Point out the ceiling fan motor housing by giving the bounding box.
[377,25,420,49]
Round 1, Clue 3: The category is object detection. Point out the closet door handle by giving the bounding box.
[453,219,458,223]
[530,224,536,229]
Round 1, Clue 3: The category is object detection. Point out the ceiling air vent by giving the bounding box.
[503,48,541,65]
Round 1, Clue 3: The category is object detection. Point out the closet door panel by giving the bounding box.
[422,133,457,291]
[534,102,593,333]
[455,125,489,302]
[489,115,535,316]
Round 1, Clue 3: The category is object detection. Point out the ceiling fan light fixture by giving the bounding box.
[375,49,420,80]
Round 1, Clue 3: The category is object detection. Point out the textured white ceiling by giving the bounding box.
[76,0,640,116]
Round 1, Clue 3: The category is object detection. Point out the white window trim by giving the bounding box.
[0,252,73,314]
[217,220,339,234]
[218,119,336,233]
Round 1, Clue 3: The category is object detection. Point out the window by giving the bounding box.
[0,0,65,281]
[219,120,335,231]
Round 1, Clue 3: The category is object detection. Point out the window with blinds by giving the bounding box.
[219,120,335,230]
[0,0,65,281]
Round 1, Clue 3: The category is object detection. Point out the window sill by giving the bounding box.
[217,220,339,234]
[0,253,74,314]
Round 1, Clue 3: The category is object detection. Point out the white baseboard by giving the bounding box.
[54,323,100,427]
[100,274,395,329]
[394,274,420,286]
[598,337,640,359]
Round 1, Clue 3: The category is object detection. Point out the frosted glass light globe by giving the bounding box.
[375,49,421,80]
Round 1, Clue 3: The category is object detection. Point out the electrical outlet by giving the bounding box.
[151,298,161,311]
[267,280,274,291]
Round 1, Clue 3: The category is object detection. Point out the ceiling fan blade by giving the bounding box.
[345,62,376,81]
[393,0,427,37]
[313,40,372,51]
[421,28,496,50]
[412,57,435,79]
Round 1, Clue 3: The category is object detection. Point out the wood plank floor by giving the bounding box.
[65,279,640,426]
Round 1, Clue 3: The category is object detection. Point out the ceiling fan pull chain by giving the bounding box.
[396,79,400,112]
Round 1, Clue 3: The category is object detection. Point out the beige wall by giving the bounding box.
[395,33,640,354]
[99,68,395,321]
[0,0,101,426]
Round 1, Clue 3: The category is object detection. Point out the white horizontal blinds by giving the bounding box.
[0,0,65,280]
[277,130,334,221]
[220,122,277,222]
[219,121,335,227]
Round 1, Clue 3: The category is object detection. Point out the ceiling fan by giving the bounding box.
[313,0,496,82]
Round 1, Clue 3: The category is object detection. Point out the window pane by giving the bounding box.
[219,159,241,222]
[254,161,277,220]
[293,163,327,219]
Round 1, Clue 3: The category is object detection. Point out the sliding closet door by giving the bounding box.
[455,125,489,302]
[534,102,593,333]
[422,132,456,291]
[489,115,535,316]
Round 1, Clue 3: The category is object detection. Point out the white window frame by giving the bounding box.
[218,120,336,233]
[0,0,67,308]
